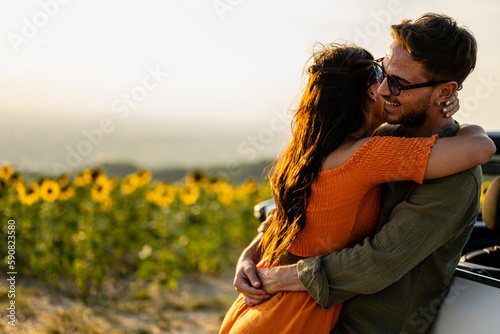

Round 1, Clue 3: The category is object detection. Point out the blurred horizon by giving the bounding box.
[1,0,500,175]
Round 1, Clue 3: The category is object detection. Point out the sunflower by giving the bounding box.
[480,181,491,207]
[146,182,177,207]
[75,169,92,187]
[59,185,75,201]
[90,168,104,182]
[0,163,13,182]
[216,181,234,205]
[101,196,113,212]
[207,180,234,204]
[180,184,200,205]
[17,183,40,206]
[40,179,61,202]
[234,180,258,200]
[9,173,23,186]
[186,170,208,186]
[109,177,118,190]
[57,174,70,188]
[94,174,117,190]
[137,169,152,187]
[91,181,112,203]
[146,183,162,203]
[121,174,140,194]
[95,174,108,186]
[207,179,222,194]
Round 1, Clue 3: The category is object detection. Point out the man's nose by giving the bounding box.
[377,78,391,97]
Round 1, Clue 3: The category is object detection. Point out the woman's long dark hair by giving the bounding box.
[259,43,376,267]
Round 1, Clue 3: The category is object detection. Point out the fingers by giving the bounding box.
[232,258,273,307]
[442,92,460,118]
[233,262,270,303]
[234,276,268,295]
[443,99,459,118]
[233,262,263,292]
[244,265,262,289]
[243,294,270,307]
[235,276,270,307]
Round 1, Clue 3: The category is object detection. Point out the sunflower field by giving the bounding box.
[0,163,271,298]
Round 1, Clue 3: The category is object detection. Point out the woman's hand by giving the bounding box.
[442,92,459,118]
[234,258,271,306]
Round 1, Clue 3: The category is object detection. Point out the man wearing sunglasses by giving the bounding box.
[373,58,454,98]
[233,13,481,334]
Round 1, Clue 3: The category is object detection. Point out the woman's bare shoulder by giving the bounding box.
[321,137,372,171]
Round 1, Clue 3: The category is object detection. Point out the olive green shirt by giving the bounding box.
[297,124,482,333]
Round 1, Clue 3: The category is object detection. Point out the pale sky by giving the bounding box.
[1,0,499,174]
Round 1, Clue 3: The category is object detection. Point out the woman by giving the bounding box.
[220,43,494,333]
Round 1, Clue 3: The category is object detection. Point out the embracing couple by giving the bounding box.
[220,13,496,334]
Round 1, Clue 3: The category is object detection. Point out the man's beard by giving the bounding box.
[386,92,432,127]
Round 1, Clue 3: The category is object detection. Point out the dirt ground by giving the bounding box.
[0,269,239,334]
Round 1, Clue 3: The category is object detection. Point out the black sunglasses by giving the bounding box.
[372,58,449,96]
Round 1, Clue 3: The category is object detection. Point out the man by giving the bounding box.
[233,13,482,333]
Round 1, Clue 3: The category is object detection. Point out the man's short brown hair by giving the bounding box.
[391,13,477,88]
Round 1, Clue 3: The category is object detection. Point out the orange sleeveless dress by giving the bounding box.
[219,135,437,334]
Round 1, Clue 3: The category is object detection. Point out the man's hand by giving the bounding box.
[257,264,306,295]
[234,258,271,306]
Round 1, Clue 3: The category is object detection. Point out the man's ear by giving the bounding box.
[435,81,458,105]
